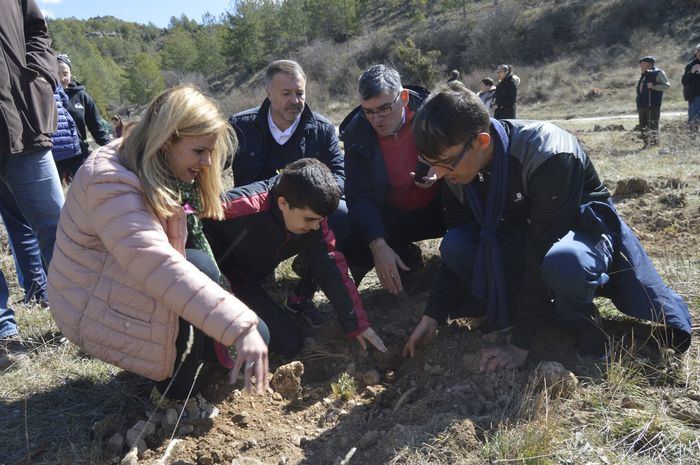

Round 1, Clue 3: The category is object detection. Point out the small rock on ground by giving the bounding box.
[271,361,304,400]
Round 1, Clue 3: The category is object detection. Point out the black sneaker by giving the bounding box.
[285,295,327,327]
[0,336,28,370]
[575,305,610,360]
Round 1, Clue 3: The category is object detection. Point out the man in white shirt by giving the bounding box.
[228,60,348,323]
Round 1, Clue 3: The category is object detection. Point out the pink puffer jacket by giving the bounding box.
[48,141,258,381]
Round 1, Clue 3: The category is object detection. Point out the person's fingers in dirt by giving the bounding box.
[362,327,388,352]
[254,353,268,394]
[403,338,416,358]
[244,359,255,393]
[479,347,499,373]
[378,264,400,294]
[229,352,244,386]
[356,333,368,350]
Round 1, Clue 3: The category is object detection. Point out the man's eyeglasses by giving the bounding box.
[419,133,479,172]
[362,92,401,119]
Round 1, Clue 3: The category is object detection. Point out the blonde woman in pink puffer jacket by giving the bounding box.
[48,85,269,419]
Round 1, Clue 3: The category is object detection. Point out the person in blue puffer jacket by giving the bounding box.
[51,85,82,179]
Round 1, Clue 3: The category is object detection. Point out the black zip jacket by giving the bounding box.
[202,177,369,337]
[682,58,700,101]
[64,81,111,156]
[494,76,517,111]
[426,120,610,349]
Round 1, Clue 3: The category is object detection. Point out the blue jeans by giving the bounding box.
[437,223,613,326]
[0,148,64,338]
[0,180,48,304]
[689,96,700,124]
[540,230,614,323]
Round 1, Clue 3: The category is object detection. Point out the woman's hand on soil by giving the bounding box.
[229,327,269,394]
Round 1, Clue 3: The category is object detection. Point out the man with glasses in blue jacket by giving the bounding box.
[340,64,445,295]
[402,81,692,371]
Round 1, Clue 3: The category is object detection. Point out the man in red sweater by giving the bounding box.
[340,65,446,295]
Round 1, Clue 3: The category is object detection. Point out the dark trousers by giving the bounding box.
[156,317,217,399]
[433,222,527,320]
[344,196,446,283]
[638,106,661,146]
[55,155,87,184]
[234,284,303,357]
[156,249,270,399]
[438,222,613,327]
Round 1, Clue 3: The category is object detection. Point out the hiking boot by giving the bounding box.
[150,386,219,421]
[574,305,610,360]
[0,336,28,370]
[285,295,327,327]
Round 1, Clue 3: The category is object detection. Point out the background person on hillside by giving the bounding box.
[56,53,111,181]
[682,43,700,127]
[636,56,670,148]
[476,78,497,116]
[447,69,460,83]
[403,82,692,371]
[494,64,517,119]
[48,85,269,419]
[0,0,65,369]
[228,60,348,326]
[203,159,387,357]
[340,64,446,295]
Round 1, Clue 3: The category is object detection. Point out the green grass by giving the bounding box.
[480,420,558,465]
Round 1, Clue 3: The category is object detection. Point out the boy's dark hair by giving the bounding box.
[274,158,340,216]
[412,81,490,160]
[481,78,494,87]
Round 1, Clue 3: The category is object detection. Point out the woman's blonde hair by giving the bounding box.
[119,85,236,220]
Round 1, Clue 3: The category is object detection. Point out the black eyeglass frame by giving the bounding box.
[418,132,480,172]
[361,91,402,120]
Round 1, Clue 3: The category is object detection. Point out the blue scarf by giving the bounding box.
[464,118,510,329]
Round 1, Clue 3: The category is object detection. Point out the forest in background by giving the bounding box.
[47,0,700,117]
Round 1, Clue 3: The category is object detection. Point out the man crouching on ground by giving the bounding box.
[402,82,692,372]
[203,158,387,357]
